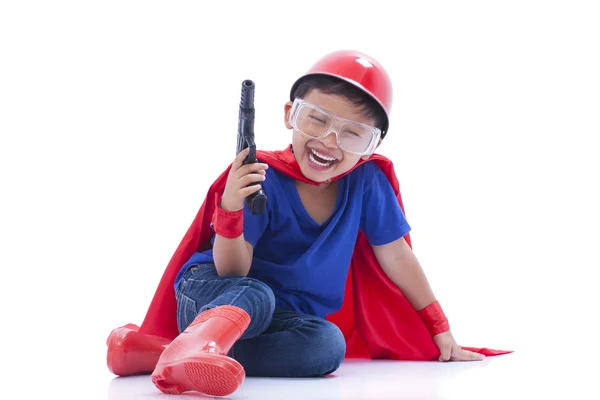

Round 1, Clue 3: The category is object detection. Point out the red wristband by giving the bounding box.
[211,194,243,238]
[417,301,450,336]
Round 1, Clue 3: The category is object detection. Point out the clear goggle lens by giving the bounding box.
[289,99,380,155]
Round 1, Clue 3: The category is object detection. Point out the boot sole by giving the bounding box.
[151,353,244,396]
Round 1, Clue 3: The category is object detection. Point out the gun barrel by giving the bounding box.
[238,79,256,160]
[240,79,255,110]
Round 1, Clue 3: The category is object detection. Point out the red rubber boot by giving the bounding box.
[150,305,251,397]
[106,324,171,376]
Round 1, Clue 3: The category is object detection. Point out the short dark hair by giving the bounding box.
[290,75,388,138]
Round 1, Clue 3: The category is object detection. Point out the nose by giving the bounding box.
[321,130,339,148]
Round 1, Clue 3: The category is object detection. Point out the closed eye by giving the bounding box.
[310,115,327,124]
[343,129,361,137]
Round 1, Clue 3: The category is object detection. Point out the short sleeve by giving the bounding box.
[360,164,411,246]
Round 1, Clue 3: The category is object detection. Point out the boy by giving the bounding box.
[106,50,507,397]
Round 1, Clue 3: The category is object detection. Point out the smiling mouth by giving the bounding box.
[308,148,339,168]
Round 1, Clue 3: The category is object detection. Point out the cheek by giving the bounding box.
[332,154,362,174]
[292,131,308,150]
[291,132,308,160]
[339,153,360,166]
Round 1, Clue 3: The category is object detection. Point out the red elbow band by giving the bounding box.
[211,195,244,239]
[417,300,450,336]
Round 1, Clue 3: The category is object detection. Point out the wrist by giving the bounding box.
[219,196,243,213]
[417,300,450,336]
[211,194,244,238]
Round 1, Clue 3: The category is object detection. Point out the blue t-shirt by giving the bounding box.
[174,161,411,318]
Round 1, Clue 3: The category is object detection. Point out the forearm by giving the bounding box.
[388,251,436,310]
[211,198,253,277]
[212,234,252,276]
[375,237,451,337]
[375,238,437,311]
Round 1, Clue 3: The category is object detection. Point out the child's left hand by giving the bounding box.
[433,331,485,362]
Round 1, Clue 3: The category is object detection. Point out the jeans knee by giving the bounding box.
[296,321,346,377]
[236,277,276,337]
[318,323,346,375]
[237,277,275,313]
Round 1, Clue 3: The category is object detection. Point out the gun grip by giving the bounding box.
[248,190,267,215]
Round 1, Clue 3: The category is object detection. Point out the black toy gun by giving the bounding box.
[236,79,267,215]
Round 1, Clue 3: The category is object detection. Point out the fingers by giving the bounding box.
[223,150,268,212]
[231,149,270,174]
[231,147,250,171]
[241,183,264,197]
[240,172,266,187]
[439,345,452,362]
[451,348,486,362]
[235,161,269,178]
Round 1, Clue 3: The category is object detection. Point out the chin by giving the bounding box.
[297,163,330,183]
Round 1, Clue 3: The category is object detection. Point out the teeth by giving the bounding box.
[309,152,332,168]
[311,149,337,161]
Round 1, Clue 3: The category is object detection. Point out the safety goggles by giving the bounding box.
[288,98,381,156]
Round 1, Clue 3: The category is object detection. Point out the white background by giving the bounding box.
[1,1,598,398]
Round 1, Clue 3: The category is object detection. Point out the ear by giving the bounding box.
[284,101,293,129]
[361,139,382,160]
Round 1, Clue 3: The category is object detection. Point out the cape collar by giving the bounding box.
[261,144,371,186]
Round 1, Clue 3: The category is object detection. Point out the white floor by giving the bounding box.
[104,351,592,400]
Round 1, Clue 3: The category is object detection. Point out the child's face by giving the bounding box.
[284,90,380,183]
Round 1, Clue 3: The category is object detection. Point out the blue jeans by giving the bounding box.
[175,264,346,377]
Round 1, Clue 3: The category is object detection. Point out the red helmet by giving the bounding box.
[290,50,393,136]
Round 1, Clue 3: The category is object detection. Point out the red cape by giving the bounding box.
[137,146,510,360]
